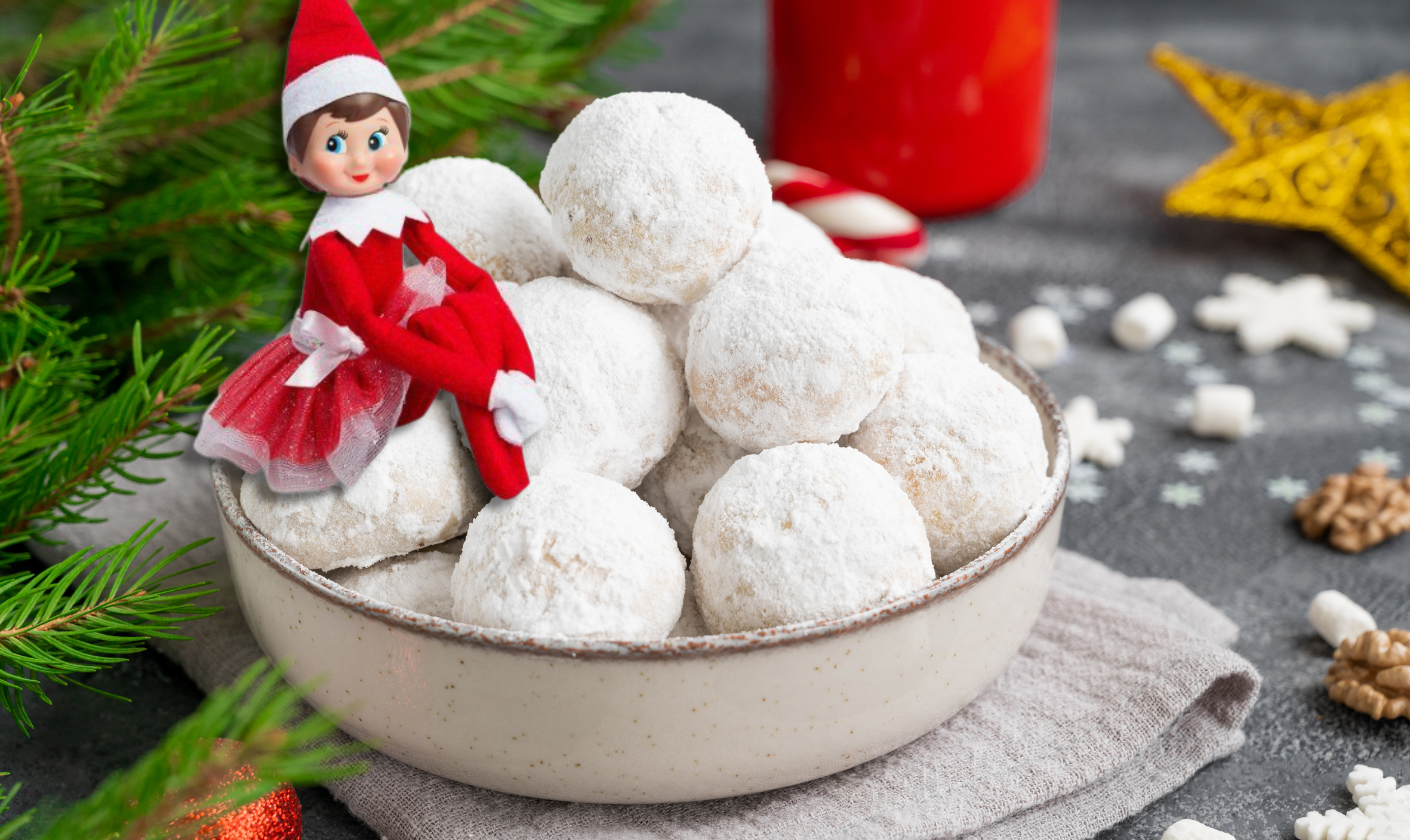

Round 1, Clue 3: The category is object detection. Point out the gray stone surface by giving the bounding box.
[8,0,1410,836]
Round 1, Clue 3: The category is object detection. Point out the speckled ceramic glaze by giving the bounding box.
[215,336,1069,804]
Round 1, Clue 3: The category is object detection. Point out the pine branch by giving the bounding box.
[0,96,23,269]
[381,0,500,55]
[0,521,220,734]
[3,660,366,838]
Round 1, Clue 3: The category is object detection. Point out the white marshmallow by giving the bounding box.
[1190,384,1254,439]
[1008,305,1068,371]
[1064,396,1134,468]
[1309,590,1376,647]
[1111,292,1177,351]
[1163,819,1234,840]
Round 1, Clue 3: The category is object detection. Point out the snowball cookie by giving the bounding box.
[453,470,686,639]
[540,91,770,305]
[241,398,490,571]
[509,276,687,487]
[648,301,694,361]
[326,538,464,619]
[851,261,979,356]
[636,405,747,557]
[687,247,903,451]
[749,201,840,259]
[692,444,934,634]
[849,354,1048,575]
[391,157,568,285]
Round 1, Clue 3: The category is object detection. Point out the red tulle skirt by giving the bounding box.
[197,261,445,492]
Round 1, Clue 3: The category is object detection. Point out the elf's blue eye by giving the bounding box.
[368,130,386,151]
[325,135,346,154]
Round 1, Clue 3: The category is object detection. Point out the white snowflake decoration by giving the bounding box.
[1161,482,1204,508]
[1361,448,1403,471]
[1354,372,1396,394]
[1185,365,1227,386]
[1195,273,1375,358]
[1174,396,1195,419]
[1161,341,1204,366]
[1064,396,1133,468]
[1176,449,1220,475]
[1267,476,1309,502]
[1075,285,1114,309]
[966,300,998,326]
[1034,285,1087,323]
[1346,345,1387,369]
[1380,388,1410,410]
[1360,403,1399,427]
[1067,462,1106,504]
[1295,765,1410,840]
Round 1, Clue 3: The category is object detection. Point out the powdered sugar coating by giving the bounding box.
[851,261,979,356]
[692,444,934,633]
[391,157,568,285]
[326,538,463,619]
[453,470,686,639]
[540,92,769,305]
[507,276,687,487]
[687,247,903,451]
[636,405,747,557]
[668,568,710,637]
[849,354,1048,575]
[648,301,695,361]
[241,397,489,571]
[749,200,840,258]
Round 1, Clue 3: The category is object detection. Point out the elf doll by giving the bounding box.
[196,0,545,499]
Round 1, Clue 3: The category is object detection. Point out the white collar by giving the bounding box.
[303,189,429,248]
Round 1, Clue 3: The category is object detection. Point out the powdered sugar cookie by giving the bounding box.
[692,444,933,633]
[391,157,568,284]
[749,200,840,259]
[849,354,1048,575]
[540,92,769,305]
[687,247,902,451]
[326,538,463,618]
[636,405,747,557]
[453,470,686,639]
[241,396,489,571]
[509,276,687,487]
[851,261,978,356]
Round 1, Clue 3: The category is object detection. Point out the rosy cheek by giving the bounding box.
[313,155,344,183]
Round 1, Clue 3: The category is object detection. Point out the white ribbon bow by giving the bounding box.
[285,310,367,388]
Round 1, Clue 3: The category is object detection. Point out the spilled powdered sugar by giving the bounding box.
[540,92,769,305]
[391,157,568,285]
[692,444,934,633]
[849,354,1048,575]
[453,469,686,639]
[507,276,687,488]
[687,246,903,451]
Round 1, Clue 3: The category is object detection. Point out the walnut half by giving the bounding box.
[1294,463,1410,553]
[1326,628,1410,720]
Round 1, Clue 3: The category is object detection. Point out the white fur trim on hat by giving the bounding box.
[282,55,408,146]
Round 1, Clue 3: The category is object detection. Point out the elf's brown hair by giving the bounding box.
[286,92,410,189]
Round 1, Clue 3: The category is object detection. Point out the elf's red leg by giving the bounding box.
[397,307,468,426]
[458,399,530,498]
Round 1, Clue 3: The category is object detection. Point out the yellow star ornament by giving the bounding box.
[1151,44,1410,299]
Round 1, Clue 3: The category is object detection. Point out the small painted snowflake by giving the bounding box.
[1346,345,1387,369]
[966,300,998,326]
[1161,341,1204,366]
[1161,482,1204,508]
[930,236,966,261]
[1379,387,1410,410]
[1185,365,1227,386]
[1267,476,1309,502]
[1067,482,1108,504]
[1034,284,1073,308]
[1173,396,1195,419]
[1360,448,1403,471]
[1075,285,1114,310]
[1359,402,1399,427]
[1176,449,1220,475]
[1353,372,1396,394]
[1247,414,1266,436]
[1294,765,1410,840]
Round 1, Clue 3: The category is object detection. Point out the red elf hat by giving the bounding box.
[281,0,407,146]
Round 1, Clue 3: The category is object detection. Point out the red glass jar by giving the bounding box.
[770,0,1057,218]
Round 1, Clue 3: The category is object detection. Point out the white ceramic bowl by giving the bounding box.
[214,336,1069,804]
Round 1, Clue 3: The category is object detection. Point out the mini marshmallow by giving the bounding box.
[1190,384,1254,439]
[1163,819,1234,840]
[1111,292,1177,351]
[1309,590,1376,647]
[1064,396,1134,468]
[1008,305,1068,371]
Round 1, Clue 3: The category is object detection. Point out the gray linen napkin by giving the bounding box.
[35,441,1260,840]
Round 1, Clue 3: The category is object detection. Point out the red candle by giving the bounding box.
[770,0,1057,218]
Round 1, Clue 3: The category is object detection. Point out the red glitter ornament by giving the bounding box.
[173,738,302,840]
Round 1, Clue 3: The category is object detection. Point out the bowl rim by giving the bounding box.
[212,334,1070,660]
